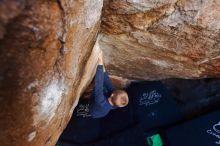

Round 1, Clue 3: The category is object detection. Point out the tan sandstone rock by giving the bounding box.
[1,0,220,145]
[0,0,103,146]
[100,0,220,80]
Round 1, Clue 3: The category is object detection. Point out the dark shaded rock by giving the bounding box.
[164,78,220,118]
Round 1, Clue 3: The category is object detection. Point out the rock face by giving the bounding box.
[100,0,220,80]
[1,0,220,145]
[0,0,103,146]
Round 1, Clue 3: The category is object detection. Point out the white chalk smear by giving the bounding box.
[84,0,103,28]
[28,131,36,142]
[27,80,39,90]
[34,78,67,125]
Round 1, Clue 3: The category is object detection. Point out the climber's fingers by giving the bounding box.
[98,51,104,65]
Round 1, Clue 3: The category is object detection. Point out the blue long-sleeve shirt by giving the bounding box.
[89,65,115,118]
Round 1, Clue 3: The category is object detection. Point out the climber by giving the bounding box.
[89,51,129,118]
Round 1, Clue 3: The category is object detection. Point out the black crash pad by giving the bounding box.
[57,124,146,146]
[164,110,220,146]
[127,81,183,132]
[58,99,101,144]
[58,97,135,145]
[58,81,183,145]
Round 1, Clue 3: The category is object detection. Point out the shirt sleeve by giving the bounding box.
[94,65,105,103]
[104,71,114,93]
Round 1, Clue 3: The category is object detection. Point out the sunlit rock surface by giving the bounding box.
[100,0,220,80]
[0,0,103,146]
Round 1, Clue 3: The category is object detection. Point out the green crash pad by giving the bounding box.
[146,134,163,146]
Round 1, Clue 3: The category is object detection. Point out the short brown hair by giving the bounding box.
[111,90,129,107]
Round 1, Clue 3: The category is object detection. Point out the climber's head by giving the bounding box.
[108,90,129,108]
